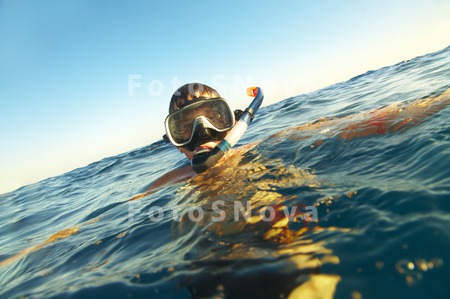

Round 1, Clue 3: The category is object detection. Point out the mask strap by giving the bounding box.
[234,109,244,121]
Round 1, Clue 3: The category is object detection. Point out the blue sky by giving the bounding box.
[1,0,449,194]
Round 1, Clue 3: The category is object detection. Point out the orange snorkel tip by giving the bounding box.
[246,86,258,97]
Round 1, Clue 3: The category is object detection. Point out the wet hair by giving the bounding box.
[169,83,220,113]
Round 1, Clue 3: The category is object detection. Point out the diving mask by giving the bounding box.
[163,97,235,149]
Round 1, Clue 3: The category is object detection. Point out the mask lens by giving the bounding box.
[168,113,194,144]
[214,103,233,127]
[198,101,233,129]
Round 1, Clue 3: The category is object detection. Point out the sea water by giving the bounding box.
[1,45,450,299]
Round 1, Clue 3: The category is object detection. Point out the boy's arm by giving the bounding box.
[339,87,450,140]
[129,165,196,201]
[275,88,450,141]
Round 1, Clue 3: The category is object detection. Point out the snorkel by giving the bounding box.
[191,87,264,173]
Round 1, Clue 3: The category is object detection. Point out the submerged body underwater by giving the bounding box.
[1,46,450,298]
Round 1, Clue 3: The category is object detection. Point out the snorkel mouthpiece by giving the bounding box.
[190,145,225,173]
[192,87,264,173]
